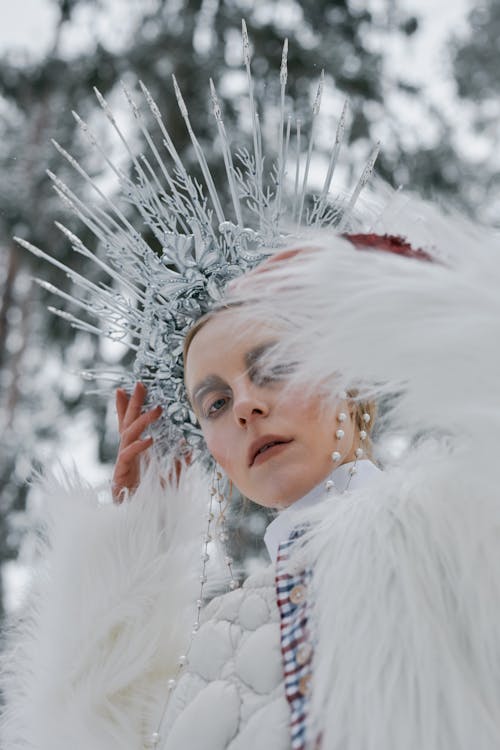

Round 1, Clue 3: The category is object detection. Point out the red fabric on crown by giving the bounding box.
[343,233,433,263]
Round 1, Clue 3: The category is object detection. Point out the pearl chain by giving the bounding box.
[326,409,370,494]
[144,469,238,749]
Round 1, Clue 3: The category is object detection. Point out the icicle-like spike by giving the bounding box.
[53,221,144,297]
[72,110,128,183]
[241,19,251,66]
[297,71,324,224]
[209,79,243,227]
[93,86,117,126]
[312,69,325,116]
[338,141,381,232]
[172,75,188,119]
[15,236,116,300]
[50,140,147,247]
[209,78,222,122]
[241,20,264,231]
[122,84,193,234]
[273,38,289,227]
[48,306,140,347]
[120,80,142,121]
[292,119,302,221]
[280,38,288,87]
[92,85,173,250]
[33,277,139,338]
[17,237,144,340]
[172,74,226,225]
[72,110,97,147]
[140,79,218,244]
[136,156,186,237]
[47,172,150,279]
[313,99,349,226]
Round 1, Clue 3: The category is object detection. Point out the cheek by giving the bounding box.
[202,422,238,474]
[286,392,334,432]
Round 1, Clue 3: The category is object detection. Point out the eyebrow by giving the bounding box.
[190,341,278,413]
[191,374,228,414]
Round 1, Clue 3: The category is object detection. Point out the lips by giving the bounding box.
[249,435,293,467]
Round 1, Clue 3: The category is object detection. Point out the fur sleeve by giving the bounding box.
[297,448,500,749]
[0,461,209,750]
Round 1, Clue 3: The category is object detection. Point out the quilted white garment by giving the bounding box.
[160,566,291,750]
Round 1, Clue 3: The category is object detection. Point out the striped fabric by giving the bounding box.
[276,530,317,750]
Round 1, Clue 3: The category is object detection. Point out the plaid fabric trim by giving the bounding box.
[276,531,315,750]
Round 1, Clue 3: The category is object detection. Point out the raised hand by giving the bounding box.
[112,382,162,503]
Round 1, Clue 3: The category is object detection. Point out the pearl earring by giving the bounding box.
[326,407,371,494]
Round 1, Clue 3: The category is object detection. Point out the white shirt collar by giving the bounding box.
[263,459,381,563]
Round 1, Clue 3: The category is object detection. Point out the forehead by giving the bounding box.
[184,311,276,392]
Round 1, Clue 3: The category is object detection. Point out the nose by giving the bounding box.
[232,380,270,427]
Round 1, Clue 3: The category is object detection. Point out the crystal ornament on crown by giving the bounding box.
[17,21,379,459]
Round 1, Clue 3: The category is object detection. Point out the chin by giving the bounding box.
[248,477,310,509]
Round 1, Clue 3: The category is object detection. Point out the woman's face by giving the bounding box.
[185,311,357,508]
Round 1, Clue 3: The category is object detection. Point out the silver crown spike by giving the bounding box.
[273,38,289,226]
[53,221,144,299]
[34,278,135,334]
[241,19,251,66]
[338,140,381,231]
[71,110,99,150]
[312,69,325,116]
[48,176,147,275]
[124,91,192,236]
[297,71,324,224]
[172,74,226,226]
[313,98,349,226]
[292,118,302,221]
[15,237,119,301]
[93,86,118,128]
[209,79,243,227]
[241,19,264,231]
[120,80,141,121]
[48,306,107,337]
[139,79,218,244]
[49,141,145,246]
[91,86,193,252]
[280,38,288,87]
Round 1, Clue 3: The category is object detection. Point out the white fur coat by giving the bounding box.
[0,465,211,750]
[3,191,500,749]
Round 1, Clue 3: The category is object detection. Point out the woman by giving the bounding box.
[3,27,500,750]
[108,244,381,750]
[4,223,500,750]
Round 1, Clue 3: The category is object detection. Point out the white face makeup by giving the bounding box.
[185,311,357,508]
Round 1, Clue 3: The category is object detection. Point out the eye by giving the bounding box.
[205,396,229,418]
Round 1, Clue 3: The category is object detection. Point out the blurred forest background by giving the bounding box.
[1,0,499,619]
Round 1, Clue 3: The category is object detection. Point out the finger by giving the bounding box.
[116,388,129,431]
[116,436,154,470]
[122,382,147,430]
[120,406,162,446]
